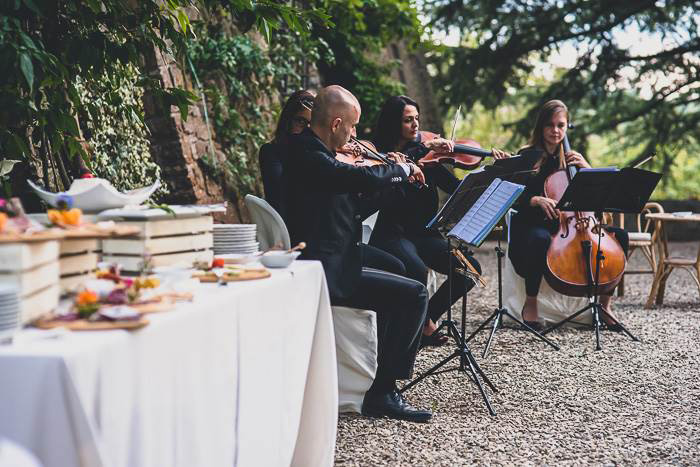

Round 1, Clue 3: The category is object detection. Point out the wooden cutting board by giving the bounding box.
[197,269,271,282]
[35,317,149,331]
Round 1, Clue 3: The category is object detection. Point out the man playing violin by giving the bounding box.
[284,85,433,422]
[369,95,508,347]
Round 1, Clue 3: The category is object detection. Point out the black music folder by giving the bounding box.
[555,167,662,214]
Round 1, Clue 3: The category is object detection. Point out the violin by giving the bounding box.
[336,139,385,167]
[543,135,626,296]
[336,137,427,188]
[417,131,497,170]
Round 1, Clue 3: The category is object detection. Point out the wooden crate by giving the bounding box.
[100,215,213,273]
[20,284,60,324]
[0,240,60,324]
[58,238,101,293]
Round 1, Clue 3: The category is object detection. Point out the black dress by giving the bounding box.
[369,136,482,324]
[258,141,286,217]
[508,147,629,296]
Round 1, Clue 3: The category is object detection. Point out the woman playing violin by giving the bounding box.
[509,99,629,330]
[258,90,315,218]
[369,95,507,346]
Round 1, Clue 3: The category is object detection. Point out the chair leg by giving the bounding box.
[617,274,625,297]
[656,266,674,305]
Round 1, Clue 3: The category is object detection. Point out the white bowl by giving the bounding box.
[28,178,160,213]
[260,251,301,268]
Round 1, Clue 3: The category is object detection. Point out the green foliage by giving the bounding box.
[313,0,424,135]
[427,0,700,198]
[75,64,168,200]
[0,0,196,192]
[186,21,318,196]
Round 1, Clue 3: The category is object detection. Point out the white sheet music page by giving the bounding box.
[448,178,524,246]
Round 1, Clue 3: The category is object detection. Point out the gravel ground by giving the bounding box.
[335,241,700,466]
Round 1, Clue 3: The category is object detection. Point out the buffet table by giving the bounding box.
[0,260,337,467]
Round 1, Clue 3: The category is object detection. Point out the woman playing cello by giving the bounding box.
[509,99,629,331]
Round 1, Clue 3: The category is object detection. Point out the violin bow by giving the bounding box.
[449,105,461,143]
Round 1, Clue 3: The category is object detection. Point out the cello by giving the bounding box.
[543,135,626,297]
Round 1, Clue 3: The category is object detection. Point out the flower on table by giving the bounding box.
[76,289,100,318]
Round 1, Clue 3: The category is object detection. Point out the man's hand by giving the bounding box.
[530,196,560,220]
[408,163,426,186]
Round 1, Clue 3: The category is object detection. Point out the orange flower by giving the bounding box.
[76,289,99,306]
[0,212,7,232]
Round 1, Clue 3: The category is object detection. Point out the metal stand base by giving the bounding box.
[541,301,639,351]
[399,238,497,416]
[401,318,498,416]
[465,242,559,358]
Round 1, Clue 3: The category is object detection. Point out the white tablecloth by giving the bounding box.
[0,260,337,467]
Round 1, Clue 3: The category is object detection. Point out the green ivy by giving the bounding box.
[75,63,169,200]
[186,23,318,197]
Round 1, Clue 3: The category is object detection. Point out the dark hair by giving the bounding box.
[372,95,420,152]
[273,90,315,145]
[527,99,569,169]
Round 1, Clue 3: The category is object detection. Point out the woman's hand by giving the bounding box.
[387,151,408,164]
[424,136,454,153]
[530,196,560,220]
[565,150,590,169]
[491,148,510,160]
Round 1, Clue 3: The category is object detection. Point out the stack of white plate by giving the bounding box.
[213,224,259,255]
[0,285,21,342]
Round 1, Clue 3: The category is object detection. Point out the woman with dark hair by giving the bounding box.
[258,90,315,217]
[369,96,508,346]
[509,99,629,330]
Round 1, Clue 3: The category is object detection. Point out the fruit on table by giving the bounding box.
[212,258,225,268]
[48,208,82,226]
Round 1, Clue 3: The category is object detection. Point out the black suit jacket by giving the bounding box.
[284,128,409,301]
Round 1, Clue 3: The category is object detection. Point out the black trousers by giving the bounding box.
[361,243,406,276]
[509,214,630,296]
[370,232,481,324]
[334,268,428,382]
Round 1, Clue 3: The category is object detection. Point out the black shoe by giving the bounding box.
[522,320,544,332]
[419,331,448,349]
[361,389,432,423]
[601,321,624,333]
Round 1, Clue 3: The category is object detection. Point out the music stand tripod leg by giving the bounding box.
[466,241,560,357]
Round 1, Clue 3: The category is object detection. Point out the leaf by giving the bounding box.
[0,160,21,177]
[19,53,34,92]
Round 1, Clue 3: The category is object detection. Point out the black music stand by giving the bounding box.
[402,178,527,416]
[464,221,560,358]
[541,167,661,351]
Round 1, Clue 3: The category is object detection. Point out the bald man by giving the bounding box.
[284,85,432,422]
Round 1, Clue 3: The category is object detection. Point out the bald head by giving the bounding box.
[310,85,361,150]
[312,85,360,126]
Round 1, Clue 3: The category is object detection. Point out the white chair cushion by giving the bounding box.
[331,306,377,413]
[628,232,652,242]
[503,249,592,326]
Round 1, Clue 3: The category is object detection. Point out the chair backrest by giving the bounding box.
[244,194,291,251]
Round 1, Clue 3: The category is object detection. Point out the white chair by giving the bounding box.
[502,210,591,326]
[332,305,377,413]
[244,194,290,251]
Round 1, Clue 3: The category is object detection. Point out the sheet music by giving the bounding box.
[448,179,524,247]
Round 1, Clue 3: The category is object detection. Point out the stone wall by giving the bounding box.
[141,46,245,223]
